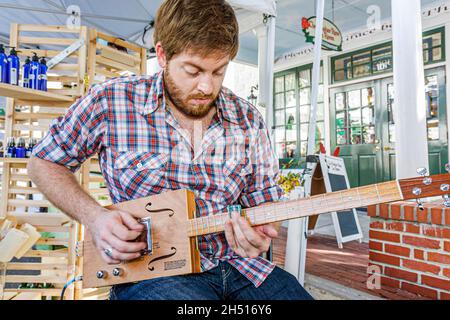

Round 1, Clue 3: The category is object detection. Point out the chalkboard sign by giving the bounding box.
[318,154,363,248]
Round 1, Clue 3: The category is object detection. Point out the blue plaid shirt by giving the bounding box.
[32,70,283,287]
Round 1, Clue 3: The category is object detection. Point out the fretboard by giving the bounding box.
[187,180,403,237]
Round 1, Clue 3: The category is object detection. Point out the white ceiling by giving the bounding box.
[0,0,444,66]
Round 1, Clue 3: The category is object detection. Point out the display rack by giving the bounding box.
[0,23,87,300]
[0,23,148,300]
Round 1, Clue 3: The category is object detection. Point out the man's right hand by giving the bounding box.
[87,208,147,264]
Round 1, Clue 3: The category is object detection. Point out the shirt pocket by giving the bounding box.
[222,157,251,204]
[113,151,169,198]
[223,157,250,177]
[114,151,168,171]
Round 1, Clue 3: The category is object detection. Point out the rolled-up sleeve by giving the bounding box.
[31,85,107,173]
[238,118,284,208]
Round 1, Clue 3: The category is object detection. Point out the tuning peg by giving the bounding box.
[416,198,425,211]
[423,177,432,185]
[412,187,422,196]
[441,184,450,192]
[417,167,428,176]
[445,164,450,172]
[443,195,450,207]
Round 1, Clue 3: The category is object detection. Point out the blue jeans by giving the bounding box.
[109,261,314,300]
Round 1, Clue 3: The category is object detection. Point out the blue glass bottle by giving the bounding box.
[29,53,40,90]
[7,47,20,86]
[38,57,47,91]
[26,138,37,158]
[6,137,16,158]
[22,56,31,88]
[15,137,26,158]
[0,44,8,83]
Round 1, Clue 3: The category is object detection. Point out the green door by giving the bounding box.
[381,67,448,178]
[330,82,382,187]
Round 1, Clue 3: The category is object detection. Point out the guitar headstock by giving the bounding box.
[398,166,450,208]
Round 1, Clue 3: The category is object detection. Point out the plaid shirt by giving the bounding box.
[32,70,283,288]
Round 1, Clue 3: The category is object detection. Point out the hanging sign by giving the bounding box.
[301,16,343,51]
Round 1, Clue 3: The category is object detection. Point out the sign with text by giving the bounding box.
[302,16,343,52]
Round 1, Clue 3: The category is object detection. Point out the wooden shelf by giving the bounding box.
[0,157,29,163]
[0,83,74,103]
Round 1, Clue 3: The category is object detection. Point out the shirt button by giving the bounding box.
[137,162,143,168]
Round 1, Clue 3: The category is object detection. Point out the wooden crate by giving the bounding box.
[4,215,79,300]
[87,29,147,87]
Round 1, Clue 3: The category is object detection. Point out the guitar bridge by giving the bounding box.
[139,217,153,256]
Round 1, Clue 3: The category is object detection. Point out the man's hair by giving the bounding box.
[153,0,239,61]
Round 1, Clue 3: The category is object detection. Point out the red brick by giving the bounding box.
[403,235,440,249]
[402,259,441,275]
[441,292,450,300]
[403,204,416,222]
[368,205,377,217]
[386,222,404,232]
[405,223,420,234]
[369,241,383,252]
[385,244,410,257]
[422,226,450,239]
[428,252,450,264]
[370,252,400,266]
[422,275,450,291]
[431,207,443,225]
[385,266,418,282]
[444,228,450,239]
[445,209,450,225]
[444,268,450,278]
[390,204,401,220]
[417,208,429,223]
[414,249,425,260]
[379,204,389,219]
[422,225,444,238]
[445,241,450,252]
[381,276,400,289]
[370,230,400,243]
[402,282,438,299]
[370,221,384,230]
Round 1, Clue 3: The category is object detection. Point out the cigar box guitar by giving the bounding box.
[80,168,450,288]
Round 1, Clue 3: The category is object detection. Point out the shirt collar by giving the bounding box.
[141,70,165,116]
[142,70,241,125]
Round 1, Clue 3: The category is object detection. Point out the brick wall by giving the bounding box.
[368,201,450,300]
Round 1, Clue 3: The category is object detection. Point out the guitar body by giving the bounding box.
[82,189,201,288]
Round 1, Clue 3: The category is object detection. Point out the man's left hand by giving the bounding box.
[224,211,278,259]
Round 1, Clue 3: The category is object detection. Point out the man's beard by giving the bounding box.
[163,68,217,118]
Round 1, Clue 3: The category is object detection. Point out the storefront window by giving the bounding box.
[387,75,441,142]
[332,28,444,83]
[335,87,375,146]
[273,65,324,163]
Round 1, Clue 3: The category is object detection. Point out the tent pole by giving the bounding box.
[284,0,325,287]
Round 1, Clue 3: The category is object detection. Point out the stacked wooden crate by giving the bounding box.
[0,23,148,300]
[0,23,87,300]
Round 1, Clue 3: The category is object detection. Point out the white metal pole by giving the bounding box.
[285,0,325,286]
[391,0,429,178]
[306,0,325,157]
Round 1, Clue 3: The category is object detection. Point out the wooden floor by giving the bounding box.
[272,227,424,300]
